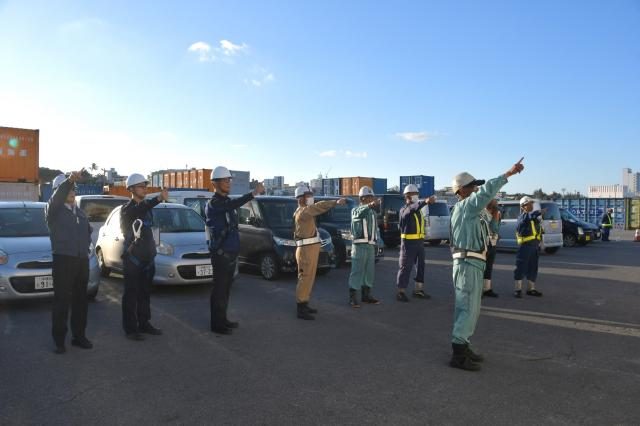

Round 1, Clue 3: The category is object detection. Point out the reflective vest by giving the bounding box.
[516,219,542,245]
[602,213,613,228]
[401,212,425,240]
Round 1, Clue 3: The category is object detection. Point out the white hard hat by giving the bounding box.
[52,174,67,191]
[295,185,312,198]
[452,172,485,194]
[359,186,374,197]
[211,166,232,181]
[126,173,149,189]
[519,196,534,206]
[403,184,419,195]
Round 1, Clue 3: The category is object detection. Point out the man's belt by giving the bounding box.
[295,235,321,246]
[451,248,486,261]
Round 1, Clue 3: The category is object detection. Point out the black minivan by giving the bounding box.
[234,196,335,280]
[376,194,404,248]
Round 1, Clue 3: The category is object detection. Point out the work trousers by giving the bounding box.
[295,243,321,303]
[396,239,424,289]
[52,254,89,345]
[122,255,155,334]
[483,245,497,280]
[348,243,376,290]
[602,226,611,241]
[514,243,539,282]
[451,259,484,345]
[210,252,237,329]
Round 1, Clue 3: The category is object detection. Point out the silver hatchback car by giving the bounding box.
[0,202,100,301]
[96,203,214,285]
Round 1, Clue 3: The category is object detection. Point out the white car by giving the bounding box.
[497,200,563,254]
[96,203,215,285]
[146,190,213,218]
[75,195,129,245]
[421,201,451,245]
[0,201,100,301]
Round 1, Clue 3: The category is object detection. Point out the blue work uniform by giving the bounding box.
[514,210,542,282]
[396,200,427,289]
[600,211,613,241]
[205,191,254,330]
[450,175,508,345]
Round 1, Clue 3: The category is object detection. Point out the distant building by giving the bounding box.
[622,168,640,196]
[588,184,625,199]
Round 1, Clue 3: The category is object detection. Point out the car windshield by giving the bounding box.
[428,203,450,216]
[153,208,205,233]
[500,205,521,220]
[561,209,579,221]
[184,198,209,218]
[541,202,561,220]
[259,200,298,228]
[0,208,49,237]
[79,199,128,222]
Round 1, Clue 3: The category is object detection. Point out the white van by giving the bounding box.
[497,199,563,254]
[147,190,213,218]
[75,194,129,245]
[421,201,450,245]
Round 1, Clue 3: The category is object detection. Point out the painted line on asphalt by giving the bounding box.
[481,306,640,338]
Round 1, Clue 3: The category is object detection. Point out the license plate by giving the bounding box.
[550,223,558,229]
[34,276,54,290]
[196,264,213,277]
[586,235,591,241]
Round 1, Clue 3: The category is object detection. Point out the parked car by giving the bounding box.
[421,200,451,245]
[75,194,129,245]
[235,196,335,280]
[0,201,100,301]
[497,200,563,254]
[147,190,213,218]
[377,194,404,248]
[314,196,384,267]
[559,207,601,247]
[96,203,214,285]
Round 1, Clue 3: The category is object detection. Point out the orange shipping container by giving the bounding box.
[196,169,212,190]
[0,126,39,183]
[189,170,198,188]
[182,171,191,188]
[352,177,374,195]
[169,173,176,188]
[176,172,183,188]
[163,173,171,188]
[340,177,353,195]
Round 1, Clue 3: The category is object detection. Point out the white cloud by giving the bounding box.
[345,150,368,158]
[246,71,275,88]
[188,41,214,62]
[395,131,432,142]
[319,150,337,157]
[220,40,249,56]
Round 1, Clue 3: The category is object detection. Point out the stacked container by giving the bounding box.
[399,175,435,198]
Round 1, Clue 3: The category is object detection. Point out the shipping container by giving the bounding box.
[557,198,627,229]
[627,198,640,229]
[169,172,177,188]
[196,169,213,190]
[151,172,163,188]
[163,173,171,188]
[400,175,435,198]
[0,126,39,183]
[372,178,387,195]
[39,183,103,202]
[189,170,198,189]
[182,171,191,189]
[0,182,39,201]
[322,178,341,196]
[104,185,161,198]
[176,172,183,188]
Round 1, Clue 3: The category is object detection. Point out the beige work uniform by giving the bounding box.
[294,200,337,303]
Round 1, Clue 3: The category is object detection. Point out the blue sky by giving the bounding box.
[1,0,638,193]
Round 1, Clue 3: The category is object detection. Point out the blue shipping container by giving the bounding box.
[399,175,435,198]
[322,178,341,196]
[557,198,626,229]
[39,183,103,202]
[372,178,387,195]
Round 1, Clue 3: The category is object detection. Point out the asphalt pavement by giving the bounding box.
[1,238,639,425]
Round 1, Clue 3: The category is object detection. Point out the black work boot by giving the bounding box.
[465,345,484,363]
[349,289,361,308]
[362,286,380,304]
[305,304,318,314]
[297,303,315,320]
[449,343,481,371]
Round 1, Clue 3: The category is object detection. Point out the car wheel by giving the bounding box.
[316,267,330,276]
[259,253,279,281]
[428,239,442,246]
[544,247,559,254]
[96,249,111,277]
[563,233,577,247]
[87,287,98,301]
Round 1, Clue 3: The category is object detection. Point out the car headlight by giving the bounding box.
[157,241,174,255]
[0,249,8,265]
[273,236,297,247]
[577,227,584,235]
[340,230,353,240]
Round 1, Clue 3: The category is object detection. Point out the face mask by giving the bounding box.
[410,195,419,203]
[305,197,315,206]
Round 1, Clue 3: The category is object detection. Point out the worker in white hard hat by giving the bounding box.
[348,186,382,308]
[293,185,347,320]
[448,158,524,371]
[45,169,93,354]
[119,173,169,341]
[513,196,544,298]
[205,166,264,335]
[481,199,501,298]
[396,184,436,302]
